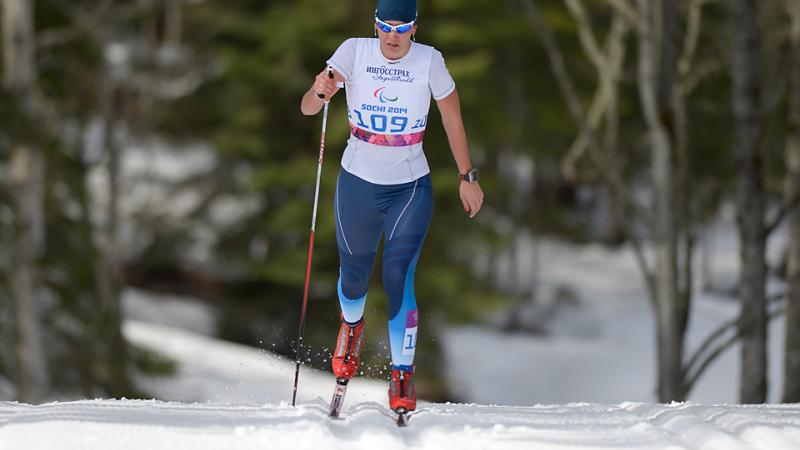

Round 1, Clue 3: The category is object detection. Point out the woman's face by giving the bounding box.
[375,20,417,60]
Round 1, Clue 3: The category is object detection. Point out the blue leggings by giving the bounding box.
[334,169,433,371]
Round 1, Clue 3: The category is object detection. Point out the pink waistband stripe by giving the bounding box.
[349,123,425,147]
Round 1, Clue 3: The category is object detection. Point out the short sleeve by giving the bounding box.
[326,38,358,82]
[429,49,456,101]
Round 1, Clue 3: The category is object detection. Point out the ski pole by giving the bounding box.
[292,67,334,407]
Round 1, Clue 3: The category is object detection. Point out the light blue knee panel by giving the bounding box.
[338,275,366,324]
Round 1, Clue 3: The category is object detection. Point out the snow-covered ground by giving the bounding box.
[124,319,387,406]
[2,306,798,449]
[442,209,791,405]
[2,399,800,449]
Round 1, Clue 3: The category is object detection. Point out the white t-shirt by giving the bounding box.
[327,38,456,185]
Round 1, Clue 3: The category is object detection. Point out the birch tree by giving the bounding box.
[523,0,729,401]
[635,0,686,401]
[2,0,50,403]
[95,67,130,395]
[93,0,189,395]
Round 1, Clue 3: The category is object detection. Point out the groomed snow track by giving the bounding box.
[1,399,800,449]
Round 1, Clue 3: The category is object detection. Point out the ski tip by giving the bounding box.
[329,403,345,419]
[395,408,409,427]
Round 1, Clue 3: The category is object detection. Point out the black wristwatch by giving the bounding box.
[460,168,479,183]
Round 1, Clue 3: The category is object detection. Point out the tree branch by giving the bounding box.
[685,331,735,393]
[788,0,800,40]
[677,0,705,81]
[562,14,628,181]
[539,1,632,203]
[766,191,800,235]
[636,0,661,134]
[564,0,605,70]
[37,0,115,49]
[520,0,656,300]
[681,60,721,95]
[519,0,584,122]
[602,0,640,26]
[684,292,788,391]
[521,0,640,214]
[37,0,155,50]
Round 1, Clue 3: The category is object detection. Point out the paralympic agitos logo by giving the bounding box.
[374,87,399,103]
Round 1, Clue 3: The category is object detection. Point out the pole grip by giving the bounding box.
[316,67,335,100]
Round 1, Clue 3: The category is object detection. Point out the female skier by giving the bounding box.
[300,0,484,414]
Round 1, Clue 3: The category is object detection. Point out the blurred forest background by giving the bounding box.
[0,0,799,407]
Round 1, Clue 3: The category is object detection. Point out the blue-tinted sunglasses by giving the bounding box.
[375,16,416,34]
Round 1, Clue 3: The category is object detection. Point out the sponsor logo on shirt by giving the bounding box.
[366,65,416,84]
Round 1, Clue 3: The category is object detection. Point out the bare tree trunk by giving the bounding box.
[2,0,51,403]
[731,0,768,404]
[94,74,132,396]
[637,0,685,402]
[527,0,689,399]
[673,0,701,372]
[699,224,713,291]
[783,0,800,404]
[164,0,183,48]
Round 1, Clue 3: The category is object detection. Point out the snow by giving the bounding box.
[442,216,791,405]
[1,399,800,449]
[1,300,765,449]
[1,312,797,448]
[122,289,218,336]
[442,295,786,405]
[124,320,387,406]
[1,257,798,448]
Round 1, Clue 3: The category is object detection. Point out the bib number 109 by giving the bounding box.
[352,111,427,133]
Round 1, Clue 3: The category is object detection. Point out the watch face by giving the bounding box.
[460,169,479,182]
